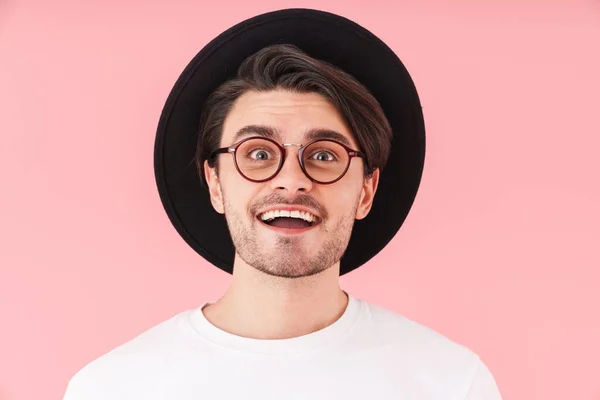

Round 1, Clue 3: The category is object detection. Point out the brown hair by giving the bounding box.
[195,44,392,186]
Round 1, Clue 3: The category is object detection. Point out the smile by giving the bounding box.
[256,208,322,234]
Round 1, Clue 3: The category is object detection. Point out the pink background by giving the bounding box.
[1,0,599,399]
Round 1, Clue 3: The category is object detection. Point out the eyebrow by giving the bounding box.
[232,125,280,143]
[232,125,354,148]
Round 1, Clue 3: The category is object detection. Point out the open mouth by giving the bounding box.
[257,210,320,230]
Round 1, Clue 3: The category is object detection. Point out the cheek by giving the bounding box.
[220,172,245,205]
[218,157,238,182]
[221,176,263,214]
[327,183,361,214]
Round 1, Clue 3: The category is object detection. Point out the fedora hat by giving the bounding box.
[153,8,426,275]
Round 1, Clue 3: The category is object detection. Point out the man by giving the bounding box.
[63,8,502,399]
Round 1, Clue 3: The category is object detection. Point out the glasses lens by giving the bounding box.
[303,140,350,183]
[235,138,282,181]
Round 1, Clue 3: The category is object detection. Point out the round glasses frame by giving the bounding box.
[209,136,369,185]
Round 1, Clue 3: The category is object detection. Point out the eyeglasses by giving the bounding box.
[209,136,368,184]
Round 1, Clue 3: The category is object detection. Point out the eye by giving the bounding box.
[310,150,337,162]
[248,148,272,160]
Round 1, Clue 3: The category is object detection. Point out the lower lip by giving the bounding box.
[256,217,321,235]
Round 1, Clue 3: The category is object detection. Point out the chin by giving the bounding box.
[249,248,329,278]
[253,262,330,279]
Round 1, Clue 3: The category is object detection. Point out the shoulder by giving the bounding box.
[360,299,474,357]
[62,308,195,399]
[354,298,502,399]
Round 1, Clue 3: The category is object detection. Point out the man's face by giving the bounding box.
[204,89,379,278]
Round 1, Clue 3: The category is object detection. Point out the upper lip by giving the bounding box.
[256,205,321,221]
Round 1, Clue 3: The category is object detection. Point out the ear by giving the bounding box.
[355,168,380,220]
[204,160,225,214]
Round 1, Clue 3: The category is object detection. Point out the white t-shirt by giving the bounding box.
[62,293,502,399]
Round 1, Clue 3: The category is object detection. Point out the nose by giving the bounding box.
[268,146,313,195]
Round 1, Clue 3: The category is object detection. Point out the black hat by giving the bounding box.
[154,8,426,276]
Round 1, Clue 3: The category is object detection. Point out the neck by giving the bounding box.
[202,256,348,340]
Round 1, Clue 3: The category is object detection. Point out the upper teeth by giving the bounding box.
[260,210,316,223]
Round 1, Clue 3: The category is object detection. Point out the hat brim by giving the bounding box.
[154,8,426,276]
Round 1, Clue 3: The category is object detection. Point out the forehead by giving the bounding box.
[220,89,357,148]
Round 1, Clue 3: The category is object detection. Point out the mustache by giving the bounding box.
[249,193,328,220]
